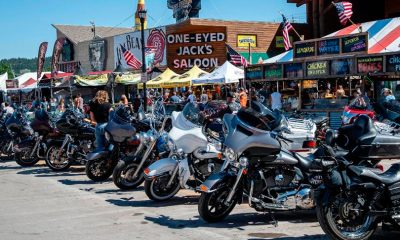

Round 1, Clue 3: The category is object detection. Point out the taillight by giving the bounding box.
[303,140,317,149]
[376,164,384,172]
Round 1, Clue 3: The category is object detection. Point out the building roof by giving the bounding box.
[52,24,133,44]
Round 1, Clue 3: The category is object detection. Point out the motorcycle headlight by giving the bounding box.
[224,147,237,161]
[105,131,111,142]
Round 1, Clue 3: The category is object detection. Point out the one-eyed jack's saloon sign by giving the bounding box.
[167,25,227,73]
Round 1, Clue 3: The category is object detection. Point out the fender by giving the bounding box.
[145,157,178,178]
[86,151,109,161]
[199,170,236,193]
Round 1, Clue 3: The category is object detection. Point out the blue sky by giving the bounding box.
[0,0,305,59]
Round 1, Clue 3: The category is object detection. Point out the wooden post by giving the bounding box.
[313,0,319,38]
[319,0,325,36]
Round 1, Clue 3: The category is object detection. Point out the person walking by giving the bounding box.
[58,98,65,113]
[187,90,196,104]
[270,87,282,111]
[89,90,113,151]
[169,92,181,103]
[41,97,49,111]
[76,93,84,112]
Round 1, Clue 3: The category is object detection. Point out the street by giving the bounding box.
[0,160,398,240]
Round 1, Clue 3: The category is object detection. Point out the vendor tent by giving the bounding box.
[139,68,180,89]
[161,65,208,88]
[265,17,400,63]
[0,72,7,92]
[192,61,244,85]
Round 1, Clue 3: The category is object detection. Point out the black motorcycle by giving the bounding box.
[45,109,95,171]
[85,106,139,182]
[0,112,14,160]
[314,115,400,240]
[197,102,325,223]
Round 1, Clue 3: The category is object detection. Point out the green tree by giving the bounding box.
[0,63,14,79]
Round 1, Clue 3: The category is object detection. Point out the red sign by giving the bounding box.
[357,56,383,74]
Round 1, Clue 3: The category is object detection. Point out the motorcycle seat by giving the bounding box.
[337,115,377,150]
[348,164,400,185]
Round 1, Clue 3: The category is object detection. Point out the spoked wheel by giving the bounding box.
[144,174,180,202]
[15,149,39,167]
[45,145,71,171]
[316,192,377,240]
[85,158,115,182]
[198,186,237,223]
[113,161,145,190]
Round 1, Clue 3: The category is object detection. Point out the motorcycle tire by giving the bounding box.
[144,175,180,202]
[15,150,39,167]
[113,161,145,190]
[85,159,115,182]
[45,145,72,171]
[315,194,377,240]
[198,187,237,223]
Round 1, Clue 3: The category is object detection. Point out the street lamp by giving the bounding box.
[138,9,147,111]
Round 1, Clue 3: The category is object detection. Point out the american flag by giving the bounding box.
[226,44,249,67]
[334,1,353,26]
[282,14,294,51]
[120,45,142,69]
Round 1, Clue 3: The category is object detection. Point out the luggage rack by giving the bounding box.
[287,118,314,131]
[374,120,400,135]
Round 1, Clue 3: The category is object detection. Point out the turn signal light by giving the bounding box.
[217,153,223,159]
[144,168,150,175]
[242,169,248,175]
[200,185,208,192]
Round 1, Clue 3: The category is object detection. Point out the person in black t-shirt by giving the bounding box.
[89,90,112,151]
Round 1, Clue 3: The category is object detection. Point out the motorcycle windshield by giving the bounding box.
[236,101,281,132]
[182,102,202,126]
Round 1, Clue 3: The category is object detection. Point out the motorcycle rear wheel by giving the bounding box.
[85,159,115,182]
[316,193,377,240]
[198,187,237,223]
[45,145,71,171]
[15,150,39,167]
[144,175,180,202]
[113,160,145,190]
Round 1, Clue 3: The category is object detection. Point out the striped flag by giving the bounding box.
[334,1,353,26]
[226,44,249,67]
[282,14,294,51]
[120,45,142,70]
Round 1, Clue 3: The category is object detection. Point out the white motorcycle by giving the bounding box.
[143,103,226,202]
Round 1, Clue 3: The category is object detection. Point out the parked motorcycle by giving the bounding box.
[0,112,15,160]
[85,106,139,182]
[143,102,225,201]
[45,109,95,171]
[314,116,400,239]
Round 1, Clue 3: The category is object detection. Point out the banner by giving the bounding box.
[51,38,65,78]
[74,74,109,86]
[114,27,167,70]
[37,42,48,80]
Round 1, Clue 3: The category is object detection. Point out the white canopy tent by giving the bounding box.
[0,72,8,92]
[192,61,244,85]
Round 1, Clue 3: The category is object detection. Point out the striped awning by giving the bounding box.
[265,17,400,63]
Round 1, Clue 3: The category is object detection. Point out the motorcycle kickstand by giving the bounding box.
[268,211,278,227]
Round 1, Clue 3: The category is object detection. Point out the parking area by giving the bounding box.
[0,160,399,240]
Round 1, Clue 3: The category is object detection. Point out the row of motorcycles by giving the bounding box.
[2,99,400,240]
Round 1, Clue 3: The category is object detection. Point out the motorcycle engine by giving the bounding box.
[249,167,296,198]
[79,140,93,153]
[192,157,224,181]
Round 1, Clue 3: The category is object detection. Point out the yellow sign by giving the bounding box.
[237,35,257,48]
[276,36,293,48]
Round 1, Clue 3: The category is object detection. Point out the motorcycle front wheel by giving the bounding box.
[113,160,145,190]
[1,140,14,161]
[198,186,237,223]
[144,174,180,202]
[45,145,71,171]
[85,158,116,182]
[15,149,39,167]
[316,192,377,240]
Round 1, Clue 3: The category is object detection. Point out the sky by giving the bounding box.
[0,0,305,59]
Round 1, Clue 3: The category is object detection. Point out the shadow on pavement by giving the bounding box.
[106,195,199,208]
[247,234,326,240]
[58,179,100,185]
[0,165,22,171]
[95,187,144,194]
[17,168,84,177]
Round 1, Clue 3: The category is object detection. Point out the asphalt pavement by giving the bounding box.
[0,159,399,240]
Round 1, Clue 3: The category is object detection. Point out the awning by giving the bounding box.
[192,61,244,85]
[138,68,180,89]
[75,74,109,86]
[265,17,400,63]
[161,65,208,88]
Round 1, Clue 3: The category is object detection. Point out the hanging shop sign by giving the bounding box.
[294,41,316,58]
[293,33,368,59]
[237,35,257,48]
[357,56,384,74]
[386,54,400,73]
[245,65,263,80]
[264,64,283,79]
[89,39,107,72]
[6,80,18,89]
[317,39,340,56]
[114,27,167,70]
[341,34,368,54]
[166,24,227,73]
[331,58,354,75]
[306,61,329,77]
[284,62,303,78]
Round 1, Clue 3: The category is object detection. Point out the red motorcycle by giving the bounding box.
[341,97,376,126]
